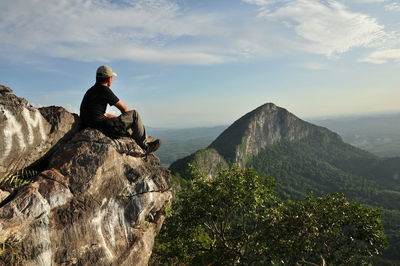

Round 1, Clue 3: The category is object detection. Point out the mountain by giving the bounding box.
[170,103,374,178]
[170,103,400,263]
[209,103,332,166]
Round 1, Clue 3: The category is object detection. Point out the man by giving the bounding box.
[80,65,161,154]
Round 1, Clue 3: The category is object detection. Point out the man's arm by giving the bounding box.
[104,101,130,118]
[104,113,118,118]
[114,100,130,114]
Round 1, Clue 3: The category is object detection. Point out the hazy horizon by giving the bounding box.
[145,108,400,129]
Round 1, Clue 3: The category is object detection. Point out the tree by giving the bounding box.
[152,167,387,265]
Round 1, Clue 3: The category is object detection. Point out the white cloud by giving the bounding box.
[360,49,400,63]
[0,0,396,65]
[254,0,386,56]
[352,0,386,3]
[0,0,230,65]
[297,62,331,70]
[133,74,155,80]
[242,0,277,5]
[385,2,400,11]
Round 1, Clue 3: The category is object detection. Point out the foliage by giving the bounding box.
[153,167,387,265]
[247,132,377,198]
[246,132,400,259]
[0,237,17,265]
[277,194,387,265]
[0,168,38,190]
[168,129,400,262]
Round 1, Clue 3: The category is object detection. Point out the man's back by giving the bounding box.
[80,83,119,126]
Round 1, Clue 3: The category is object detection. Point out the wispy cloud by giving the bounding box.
[242,0,277,5]
[351,0,386,3]
[0,0,231,65]
[0,0,398,65]
[244,0,386,57]
[133,74,155,81]
[296,62,331,70]
[360,49,400,64]
[385,2,400,11]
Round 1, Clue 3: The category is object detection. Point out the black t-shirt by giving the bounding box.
[80,83,119,126]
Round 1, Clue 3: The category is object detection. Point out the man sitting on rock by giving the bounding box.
[80,65,161,155]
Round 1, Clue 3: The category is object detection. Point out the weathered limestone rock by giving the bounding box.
[0,85,13,94]
[0,90,172,266]
[0,129,172,266]
[0,189,9,203]
[0,93,79,179]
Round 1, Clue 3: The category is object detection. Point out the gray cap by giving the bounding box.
[96,65,117,78]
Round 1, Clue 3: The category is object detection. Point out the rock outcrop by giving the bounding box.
[0,92,80,180]
[0,85,13,94]
[0,89,172,265]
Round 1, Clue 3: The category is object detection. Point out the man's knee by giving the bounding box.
[120,109,142,129]
[122,109,137,117]
[129,110,140,121]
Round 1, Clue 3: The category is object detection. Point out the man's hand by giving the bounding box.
[115,101,130,113]
[104,113,118,118]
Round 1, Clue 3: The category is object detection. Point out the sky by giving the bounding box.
[1,0,400,128]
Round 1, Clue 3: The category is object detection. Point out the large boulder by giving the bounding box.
[0,92,79,179]
[0,89,172,265]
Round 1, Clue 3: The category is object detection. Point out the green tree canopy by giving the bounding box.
[153,167,387,265]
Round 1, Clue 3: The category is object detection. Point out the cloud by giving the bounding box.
[133,74,155,81]
[0,0,231,65]
[354,0,400,12]
[46,43,229,65]
[251,0,386,57]
[352,0,386,3]
[360,49,400,64]
[385,2,400,11]
[242,0,277,5]
[0,0,395,65]
[297,62,331,70]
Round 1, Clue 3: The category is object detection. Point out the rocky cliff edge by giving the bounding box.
[0,87,172,265]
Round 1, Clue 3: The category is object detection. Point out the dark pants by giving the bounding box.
[92,110,147,146]
[118,110,147,145]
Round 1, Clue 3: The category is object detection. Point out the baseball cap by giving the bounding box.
[96,65,117,78]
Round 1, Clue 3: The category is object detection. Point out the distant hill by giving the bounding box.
[170,103,400,263]
[147,126,227,167]
[311,113,400,158]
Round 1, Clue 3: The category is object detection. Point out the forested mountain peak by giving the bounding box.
[208,102,328,165]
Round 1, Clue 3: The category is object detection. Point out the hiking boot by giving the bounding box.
[144,139,161,155]
[146,136,155,143]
